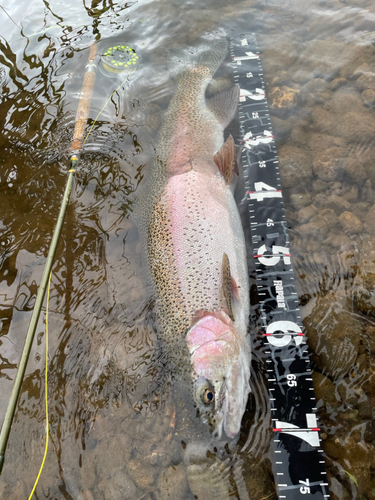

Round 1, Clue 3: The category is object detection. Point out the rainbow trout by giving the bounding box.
[139,38,250,439]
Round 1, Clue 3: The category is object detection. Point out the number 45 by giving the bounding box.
[299,478,310,494]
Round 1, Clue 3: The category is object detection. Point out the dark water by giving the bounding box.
[1,0,375,499]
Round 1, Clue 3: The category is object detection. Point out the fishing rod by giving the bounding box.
[0,41,138,475]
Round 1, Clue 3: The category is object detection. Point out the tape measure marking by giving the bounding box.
[230,34,330,500]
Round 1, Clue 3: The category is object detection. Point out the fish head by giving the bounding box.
[186,310,251,439]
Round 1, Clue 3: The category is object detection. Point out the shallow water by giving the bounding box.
[1,0,375,499]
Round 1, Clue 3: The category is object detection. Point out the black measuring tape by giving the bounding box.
[230,34,330,500]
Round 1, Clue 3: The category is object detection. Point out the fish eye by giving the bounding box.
[201,388,215,405]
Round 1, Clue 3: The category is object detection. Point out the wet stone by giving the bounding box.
[262,39,298,74]
[312,149,344,182]
[278,145,313,188]
[290,192,312,210]
[298,204,317,224]
[324,439,340,460]
[341,184,359,204]
[363,179,374,203]
[312,371,338,407]
[330,88,364,115]
[363,325,375,355]
[326,194,351,214]
[356,72,375,92]
[358,398,373,421]
[308,133,345,151]
[98,468,139,500]
[329,77,347,91]
[292,69,312,84]
[298,208,339,238]
[77,491,94,500]
[271,115,293,140]
[303,291,363,379]
[311,107,337,134]
[128,458,158,490]
[312,179,329,193]
[336,378,360,407]
[339,211,363,234]
[362,88,375,108]
[328,477,351,500]
[342,157,367,184]
[364,204,375,235]
[337,111,375,143]
[300,78,330,106]
[268,86,298,118]
[156,464,191,500]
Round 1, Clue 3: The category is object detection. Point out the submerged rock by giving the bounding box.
[339,211,363,234]
[302,291,363,379]
[156,464,191,500]
[278,145,313,188]
[312,148,344,182]
[268,85,298,118]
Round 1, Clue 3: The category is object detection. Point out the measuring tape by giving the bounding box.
[230,34,330,500]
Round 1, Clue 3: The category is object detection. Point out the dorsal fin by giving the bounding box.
[222,253,235,322]
[214,135,238,185]
[207,85,240,128]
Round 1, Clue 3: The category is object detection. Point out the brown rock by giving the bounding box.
[303,291,363,379]
[156,464,190,500]
[364,204,375,235]
[298,204,317,224]
[300,78,330,106]
[352,62,370,78]
[98,469,139,499]
[339,211,363,234]
[299,208,339,238]
[356,72,375,91]
[269,86,298,118]
[312,371,338,407]
[363,325,375,355]
[128,459,157,490]
[308,133,345,151]
[271,115,293,140]
[262,39,298,74]
[337,111,375,142]
[323,439,340,460]
[362,88,375,107]
[311,107,337,134]
[290,192,312,210]
[329,77,347,91]
[313,149,344,182]
[326,195,351,214]
[278,145,313,188]
[342,157,367,184]
[330,89,364,115]
[328,477,351,500]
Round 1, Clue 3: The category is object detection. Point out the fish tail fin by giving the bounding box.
[168,38,228,81]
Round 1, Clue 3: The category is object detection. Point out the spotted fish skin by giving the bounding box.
[139,38,250,438]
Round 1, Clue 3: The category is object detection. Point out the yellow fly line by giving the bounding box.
[27,56,137,500]
[27,271,51,500]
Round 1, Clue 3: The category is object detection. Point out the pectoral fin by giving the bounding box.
[214,135,238,185]
[222,253,236,322]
